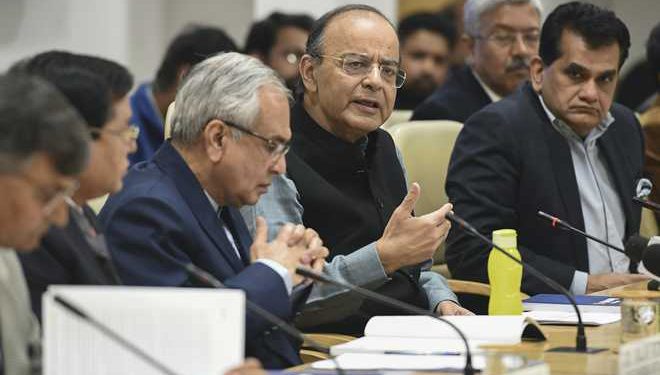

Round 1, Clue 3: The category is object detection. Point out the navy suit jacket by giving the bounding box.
[99,142,302,369]
[445,83,644,297]
[19,205,121,321]
[411,66,492,122]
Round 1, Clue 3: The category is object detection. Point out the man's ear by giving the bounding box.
[248,51,266,63]
[299,55,318,93]
[529,56,545,93]
[463,34,475,60]
[203,119,228,163]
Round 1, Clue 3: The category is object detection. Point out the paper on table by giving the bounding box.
[311,353,486,371]
[523,311,620,326]
[330,336,485,356]
[43,285,245,375]
[364,315,544,344]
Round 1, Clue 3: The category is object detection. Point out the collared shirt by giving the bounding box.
[204,192,293,295]
[538,95,629,294]
[472,69,503,103]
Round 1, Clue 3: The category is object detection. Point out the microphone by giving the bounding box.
[633,197,660,213]
[639,245,660,282]
[627,236,660,282]
[295,267,475,375]
[183,263,345,375]
[537,211,625,254]
[633,178,660,213]
[53,294,182,375]
[624,235,649,264]
[445,212,598,354]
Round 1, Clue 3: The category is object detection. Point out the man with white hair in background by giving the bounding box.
[99,52,328,369]
[412,0,542,122]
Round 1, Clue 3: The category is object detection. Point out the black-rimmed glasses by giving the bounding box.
[222,120,290,160]
[316,53,407,88]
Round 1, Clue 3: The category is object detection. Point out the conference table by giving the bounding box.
[291,281,659,375]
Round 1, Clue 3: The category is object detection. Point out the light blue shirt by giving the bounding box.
[240,150,458,324]
[538,96,629,295]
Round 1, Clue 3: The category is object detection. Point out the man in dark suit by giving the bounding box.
[446,2,648,307]
[99,52,328,369]
[412,0,541,122]
[13,52,136,321]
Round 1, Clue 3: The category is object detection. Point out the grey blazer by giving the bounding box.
[0,250,40,375]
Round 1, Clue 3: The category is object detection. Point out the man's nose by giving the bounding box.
[511,34,533,56]
[270,153,287,175]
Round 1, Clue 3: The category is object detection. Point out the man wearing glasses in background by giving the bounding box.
[12,52,138,321]
[244,12,314,91]
[412,0,542,122]
[0,74,89,375]
[244,5,471,337]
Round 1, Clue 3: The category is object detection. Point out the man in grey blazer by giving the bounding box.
[0,74,89,375]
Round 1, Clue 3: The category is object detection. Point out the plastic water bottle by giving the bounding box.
[488,229,523,315]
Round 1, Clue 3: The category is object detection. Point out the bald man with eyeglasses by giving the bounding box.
[243,4,471,337]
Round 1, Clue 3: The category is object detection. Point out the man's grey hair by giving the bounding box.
[0,74,89,175]
[170,52,291,146]
[464,0,543,37]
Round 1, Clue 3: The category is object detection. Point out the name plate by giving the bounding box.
[619,334,660,375]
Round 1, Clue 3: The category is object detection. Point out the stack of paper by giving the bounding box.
[523,294,621,314]
[330,315,546,356]
[523,310,620,326]
[522,294,622,325]
[311,353,486,371]
[43,286,245,375]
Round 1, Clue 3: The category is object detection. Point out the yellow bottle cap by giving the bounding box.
[492,229,517,249]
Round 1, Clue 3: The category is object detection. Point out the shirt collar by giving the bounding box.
[471,68,503,103]
[204,190,220,214]
[537,94,615,144]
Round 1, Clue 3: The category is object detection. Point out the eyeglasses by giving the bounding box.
[90,125,140,143]
[316,53,407,88]
[282,50,305,65]
[18,173,79,216]
[221,120,291,160]
[475,30,540,49]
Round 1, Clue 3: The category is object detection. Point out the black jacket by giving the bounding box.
[286,102,428,334]
[445,83,644,296]
[19,205,121,321]
[412,66,492,122]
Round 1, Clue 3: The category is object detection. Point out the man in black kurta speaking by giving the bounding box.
[244,4,471,335]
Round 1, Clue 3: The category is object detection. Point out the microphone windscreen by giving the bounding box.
[624,235,649,263]
[642,244,660,277]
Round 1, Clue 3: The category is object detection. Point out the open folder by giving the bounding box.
[43,285,245,375]
[330,315,546,356]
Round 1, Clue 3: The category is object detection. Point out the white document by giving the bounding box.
[311,353,486,371]
[43,285,245,375]
[330,336,485,356]
[331,315,545,356]
[523,310,621,326]
[364,315,544,343]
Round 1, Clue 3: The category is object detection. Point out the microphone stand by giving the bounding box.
[537,211,625,254]
[633,196,660,213]
[295,266,475,375]
[445,212,604,353]
[53,295,183,375]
